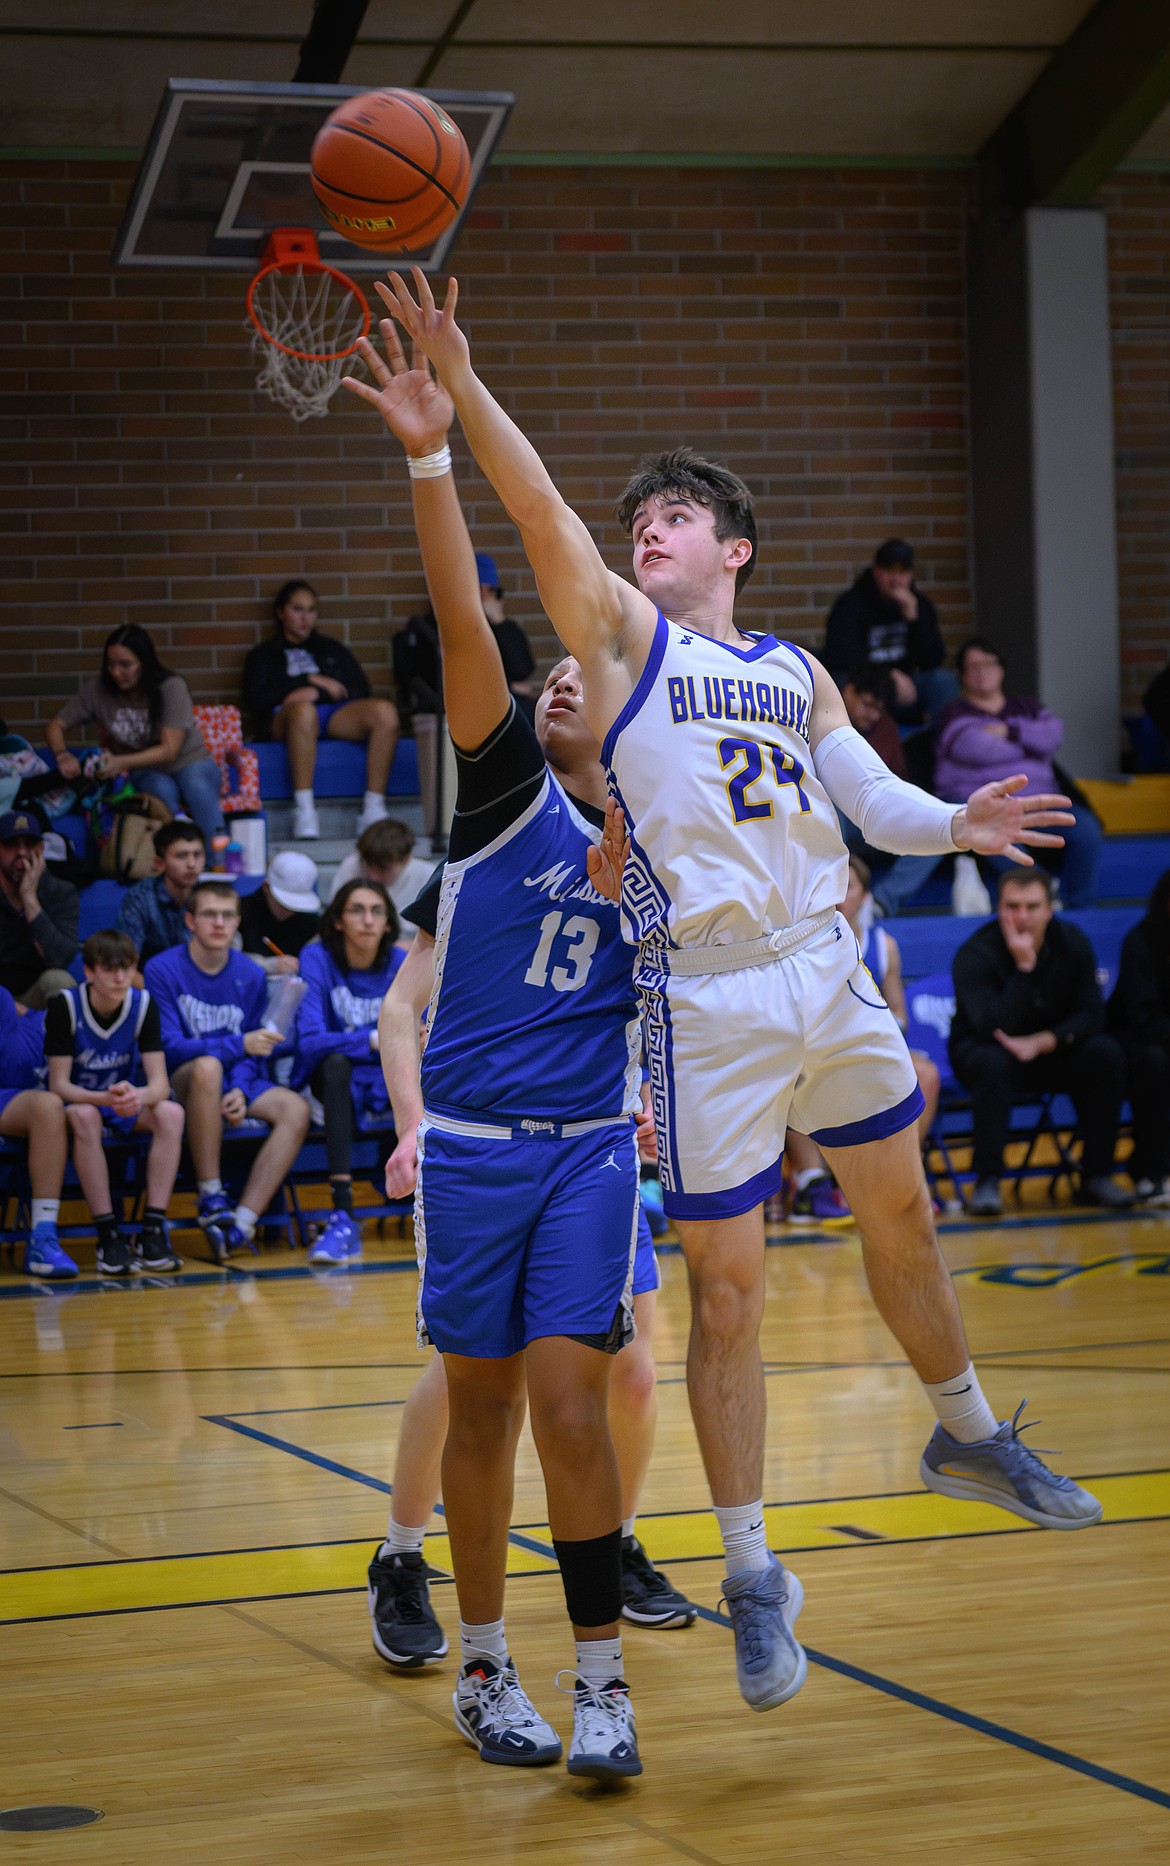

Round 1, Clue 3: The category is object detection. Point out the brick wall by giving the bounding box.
[1,158,1164,746]
[1102,172,1170,716]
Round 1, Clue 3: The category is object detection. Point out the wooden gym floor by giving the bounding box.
[1,1204,1168,1863]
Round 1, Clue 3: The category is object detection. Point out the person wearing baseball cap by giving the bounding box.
[0,809,79,1007]
[822,538,958,724]
[238,849,322,977]
[477,551,541,724]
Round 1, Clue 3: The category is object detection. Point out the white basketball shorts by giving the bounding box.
[640,912,922,1220]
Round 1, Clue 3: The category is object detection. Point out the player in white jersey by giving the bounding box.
[380,270,1104,1719]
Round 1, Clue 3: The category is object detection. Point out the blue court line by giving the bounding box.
[692,1603,1170,1812]
[61,1422,124,1430]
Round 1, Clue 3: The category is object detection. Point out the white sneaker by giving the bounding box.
[355,794,390,834]
[951,853,992,917]
[559,1672,643,1779]
[292,797,320,840]
[452,1658,562,1766]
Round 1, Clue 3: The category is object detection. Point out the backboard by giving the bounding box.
[113,79,513,274]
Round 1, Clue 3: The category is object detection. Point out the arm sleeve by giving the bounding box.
[1051,932,1105,1046]
[42,993,75,1057]
[814,726,959,855]
[447,700,547,861]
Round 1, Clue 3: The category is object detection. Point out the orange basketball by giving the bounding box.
[310,89,471,252]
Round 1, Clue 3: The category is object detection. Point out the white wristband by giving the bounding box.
[407,444,452,479]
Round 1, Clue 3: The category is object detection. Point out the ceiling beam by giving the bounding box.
[293,0,371,85]
[978,0,1170,220]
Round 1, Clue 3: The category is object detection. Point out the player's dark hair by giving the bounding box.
[1141,866,1170,998]
[83,928,137,971]
[997,867,1054,903]
[956,636,1004,679]
[845,662,895,709]
[356,817,414,868]
[188,879,241,916]
[100,625,175,734]
[615,446,758,592]
[323,878,398,970]
[154,819,206,858]
[272,579,318,628]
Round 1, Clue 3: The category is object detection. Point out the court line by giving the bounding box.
[685,1602,1170,1813]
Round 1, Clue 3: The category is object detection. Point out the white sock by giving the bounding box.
[459,1617,508,1670]
[234,1205,259,1239]
[621,1514,637,1541]
[576,1635,624,1688]
[362,789,384,812]
[31,1199,60,1229]
[294,788,315,808]
[380,1517,427,1558]
[923,1363,999,1443]
[197,1178,223,1198]
[715,1499,770,1576]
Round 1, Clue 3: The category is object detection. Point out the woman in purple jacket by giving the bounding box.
[931,639,1102,907]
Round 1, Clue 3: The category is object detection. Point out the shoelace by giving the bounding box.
[717,1576,788,1666]
[555,1671,633,1745]
[625,1543,671,1594]
[998,1400,1076,1491]
[466,1665,544,1729]
[382,1561,430,1623]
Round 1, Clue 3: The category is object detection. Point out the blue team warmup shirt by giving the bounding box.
[293,939,405,1104]
[143,943,274,1099]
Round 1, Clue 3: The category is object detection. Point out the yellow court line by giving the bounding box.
[2,1471,1166,1626]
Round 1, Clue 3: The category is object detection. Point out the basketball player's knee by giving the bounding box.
[371,698,398,733]
[67,1102,102,1139]
[611,1339,656,1414]
[30,1089,66,1131]
[275,1090,311,1138]
[448,1386,525,1454]
[532,1386,608,1466]
[155,1099,185,1139]
[188,1054,223,1097]
[691,1261,762,1344]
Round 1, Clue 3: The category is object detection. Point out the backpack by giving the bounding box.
[98,796,172,882]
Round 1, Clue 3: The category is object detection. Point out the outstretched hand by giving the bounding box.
[374,269,471,385]
[340,317,454,455]
[586,797,629,903]
[953,775,1074,866]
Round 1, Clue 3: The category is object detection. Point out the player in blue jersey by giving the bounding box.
[144,883,309,1263]
[44,929,185,1273]
[342,327,649,1780]
[0,984,72,1278]
[378,270,1105,1719]
[293,878,405,1265]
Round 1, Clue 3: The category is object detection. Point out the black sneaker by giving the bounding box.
[620,1534,697,1628]
[96,1234,137,1276]
[367,1547,448,1668]
[136,1223,182,1272]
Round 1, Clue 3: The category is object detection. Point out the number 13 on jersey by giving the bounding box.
[524,910,600,992]
[718,736,811,825]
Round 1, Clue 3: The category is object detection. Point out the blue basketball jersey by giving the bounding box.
[60,984,150,1094]
[422,769,642,1124]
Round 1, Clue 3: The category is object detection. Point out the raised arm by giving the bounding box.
[373,271,655,734]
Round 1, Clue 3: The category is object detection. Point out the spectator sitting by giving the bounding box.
[823,538,957,723]
[327,816,435,916]
[144,880,309,1263]
[477,553,541,724]
[243,580,400,842]
[45,624,225,849]
[238,851,322,977]
[115,821,206,969]
[840,663,906,777]
[0,981,72,1279]
[869,637,1101,919]
[45,930,185,1275]
[294,879,405,1264]
[0,808,78,1007]
[1107,866,1170,1206]
[949,869,1133,1217]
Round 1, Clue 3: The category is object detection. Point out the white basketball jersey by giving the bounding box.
[602,611,848,949]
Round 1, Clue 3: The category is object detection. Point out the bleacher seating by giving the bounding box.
[876,836,1169,912]
[252,736,419,800]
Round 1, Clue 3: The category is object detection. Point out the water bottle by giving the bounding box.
[263,973,307,1039]
[210,832,230,873]
[224,837,244,877]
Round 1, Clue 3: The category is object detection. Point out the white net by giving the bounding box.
[248,264,369,422]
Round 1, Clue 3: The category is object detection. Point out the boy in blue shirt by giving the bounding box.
[144,881,309,1262]
[45,928,185,1274]
[0,983,72,1278]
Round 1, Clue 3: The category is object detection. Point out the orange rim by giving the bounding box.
[246,258,371,363]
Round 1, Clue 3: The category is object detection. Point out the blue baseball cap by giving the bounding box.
[475,552,499,589]
[0,809,44,843]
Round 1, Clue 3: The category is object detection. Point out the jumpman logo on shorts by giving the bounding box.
[601,1151,622,1172]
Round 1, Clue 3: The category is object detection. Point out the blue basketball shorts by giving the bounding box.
[414,1112,639,1359]
[632,1202,660,1298]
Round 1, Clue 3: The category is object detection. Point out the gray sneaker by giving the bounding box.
[921,1401,1103,1529]
[719,1555,807,1711]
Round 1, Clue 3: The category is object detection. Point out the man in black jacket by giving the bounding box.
[823,539,956,723]
[243,580,399,841]
[0,810,78,1007]
[950,869,1132,1217]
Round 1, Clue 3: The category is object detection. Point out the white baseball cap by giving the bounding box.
[267,849,320,914]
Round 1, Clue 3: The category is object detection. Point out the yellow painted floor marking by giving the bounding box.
[2,1471,1165,1626]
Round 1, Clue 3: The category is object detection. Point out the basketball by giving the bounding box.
[310,89,471,252]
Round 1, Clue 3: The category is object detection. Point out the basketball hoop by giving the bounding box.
[246,230,371,422]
